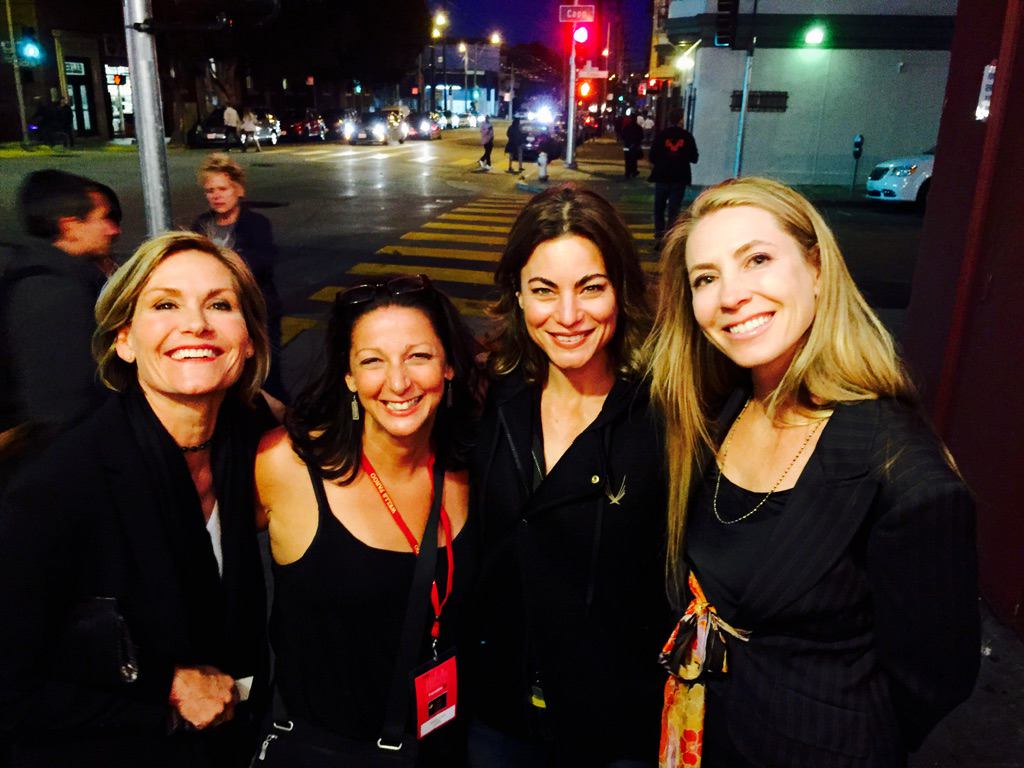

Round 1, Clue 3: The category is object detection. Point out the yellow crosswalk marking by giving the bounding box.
[641,260,661,273]
[402,232,507,246]
[629,223,655,229]
[457,206,522,214]
[424,222,510,234]
[281,316,318,345]
[377,245,501,261]
[440,213,516,223]
[309,286,343,302]
[633,232,654,241]
[350,262,494,286]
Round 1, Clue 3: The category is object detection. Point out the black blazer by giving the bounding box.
[687,393,979,767]
[0,395,268,767]
[467,372,672,765]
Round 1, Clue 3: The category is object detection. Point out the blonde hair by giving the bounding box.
[646,177,915,593]
[196,152,246,188]
[93,231,269,403]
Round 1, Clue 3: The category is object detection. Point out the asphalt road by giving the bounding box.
[0,127,926,394]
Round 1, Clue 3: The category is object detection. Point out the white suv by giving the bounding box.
[865,147,935,205]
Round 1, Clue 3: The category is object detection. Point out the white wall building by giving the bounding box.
[665,0,958,186]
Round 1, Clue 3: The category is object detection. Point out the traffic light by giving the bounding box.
[853,134,864,159]
[573,24,590,45]
[578,80,592,98]
[16,30,44,66]
[648,78,661,92]
[714,0,739,48]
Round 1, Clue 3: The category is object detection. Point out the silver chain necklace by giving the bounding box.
[713,399,826,525]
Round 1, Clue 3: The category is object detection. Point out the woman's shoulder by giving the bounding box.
[257,426,303,472]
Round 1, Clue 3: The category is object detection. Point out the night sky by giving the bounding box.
[440,0,652,69]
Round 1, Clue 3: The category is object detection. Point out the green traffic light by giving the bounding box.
[804,25,826,46]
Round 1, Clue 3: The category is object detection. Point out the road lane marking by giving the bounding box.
[376,245,501,262]
[293,148,334,156]
[401,232,507,246]
[424,222,511,234]
[350,262,494,286]
[281,316,319,345]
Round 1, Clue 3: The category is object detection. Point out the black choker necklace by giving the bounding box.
[179,438,214,453]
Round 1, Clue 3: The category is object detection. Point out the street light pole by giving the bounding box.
[565,25,579,169]
[733,0,759,177]
[4,0,30,147]
[123,0,172,234]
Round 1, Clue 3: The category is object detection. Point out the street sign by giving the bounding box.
[559,4,595,23]
[578,67,608,79]
[1,40,14,65]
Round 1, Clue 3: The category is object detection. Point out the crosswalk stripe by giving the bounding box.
[440,213,516,223]
[377,245,501,262]
[293,148,334,156]
[456,206,522,215]
[281,316,319,345]
[633,232,654,241]
[402,232,507,246]
[424,222,511,234]
[350,262,494,286]
[629,223,655,229]
[450,297,493,318]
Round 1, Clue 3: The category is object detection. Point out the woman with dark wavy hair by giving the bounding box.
[254,274,482,766]
[466,185,671,767]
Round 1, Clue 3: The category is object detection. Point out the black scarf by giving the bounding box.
[123,385,268,679]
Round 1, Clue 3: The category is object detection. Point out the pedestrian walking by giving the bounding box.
[223,103,240,151]
[1,171,121,487]
[193,153,286,403]
[478,115,494,170]
[621,114,644,178]
[505,116,524,173]
[649,177,978,767]
[240,108,261,153]
[648,107,698,249]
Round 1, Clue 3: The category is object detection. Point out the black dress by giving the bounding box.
[270,466,478,765]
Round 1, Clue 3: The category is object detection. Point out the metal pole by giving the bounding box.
[442,39,448,112]
[565,29,578,169]
[4,0,30,147]
[732,0,758,178]
[123,0,172,234]
[463,50,468,112]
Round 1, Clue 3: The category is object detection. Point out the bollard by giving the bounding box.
[538,151,549,182]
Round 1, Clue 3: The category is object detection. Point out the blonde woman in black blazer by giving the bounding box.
[648,178,978,767]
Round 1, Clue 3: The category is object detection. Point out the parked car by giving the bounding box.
[865,147,935,205]
[187,107,280,148]
[279,108,327,142]
[457,113,480,129]
[343,111,408,145]
[520,120,566,161]
[406,112,443,140]
[322,108,357,140]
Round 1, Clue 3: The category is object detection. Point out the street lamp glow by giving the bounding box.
[431,27,441,39]
[804,25,826,45]
[675,54,694,72]
[490,31,502,46]
[434,11,448,29]
[601,48,609,57]
[458,41,466,53]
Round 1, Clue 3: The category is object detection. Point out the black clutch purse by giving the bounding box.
[54,596,139,687]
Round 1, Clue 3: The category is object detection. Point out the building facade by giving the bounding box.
[663,0,957,185]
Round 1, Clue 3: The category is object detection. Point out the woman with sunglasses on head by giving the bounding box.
[466,185,671,767]
[649,178,978,767]
[254,275,482,766]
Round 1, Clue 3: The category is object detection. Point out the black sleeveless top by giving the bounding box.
[270,464,477,745]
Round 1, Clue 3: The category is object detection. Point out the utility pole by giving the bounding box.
[4,0,29,147]
[565,24,579,169]
[123,0,172,234]
[732,0,759,178]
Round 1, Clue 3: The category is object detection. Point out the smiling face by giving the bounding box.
[202,172,244,218]
[517,234,618,380]
[115,249,254,406]
[685,205,820,391]
[344,305,453,444]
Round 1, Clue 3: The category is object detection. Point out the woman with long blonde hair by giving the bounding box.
[648,177,978,767]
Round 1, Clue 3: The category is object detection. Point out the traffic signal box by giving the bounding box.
[715,0,739,48]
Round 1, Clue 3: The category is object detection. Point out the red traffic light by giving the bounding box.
[573,25,589,44]
[578,80,592,97]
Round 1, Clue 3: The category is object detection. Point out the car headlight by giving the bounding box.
[372,124,386,138]
[420,120,430,133]
[891,164,919,177]
[343,122,354,139]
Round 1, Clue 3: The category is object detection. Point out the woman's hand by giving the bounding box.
[168,665,238,730]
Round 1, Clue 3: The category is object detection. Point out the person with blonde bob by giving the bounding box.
[648,177,978,767]
[0,232,275,767]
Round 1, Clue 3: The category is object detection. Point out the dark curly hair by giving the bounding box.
[488,184,653,384]
[286,275,483,483]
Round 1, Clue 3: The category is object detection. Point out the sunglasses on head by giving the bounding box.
[336,274,433,307]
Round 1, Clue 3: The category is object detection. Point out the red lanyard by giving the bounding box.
[361,454,454,640]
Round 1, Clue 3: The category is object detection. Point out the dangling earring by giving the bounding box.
[446,380,453,408]
[351,394,360,421]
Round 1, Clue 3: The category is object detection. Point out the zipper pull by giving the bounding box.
[257,733,278,761]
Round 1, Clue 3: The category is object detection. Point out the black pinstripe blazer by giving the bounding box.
[686,393,980,768]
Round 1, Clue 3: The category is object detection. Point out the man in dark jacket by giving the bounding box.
[648,108,698,247]
[1,170,121,486]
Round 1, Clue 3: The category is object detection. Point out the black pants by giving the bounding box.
[654,182,687,242]
[624,145,641,177]
[480,141,493,166]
